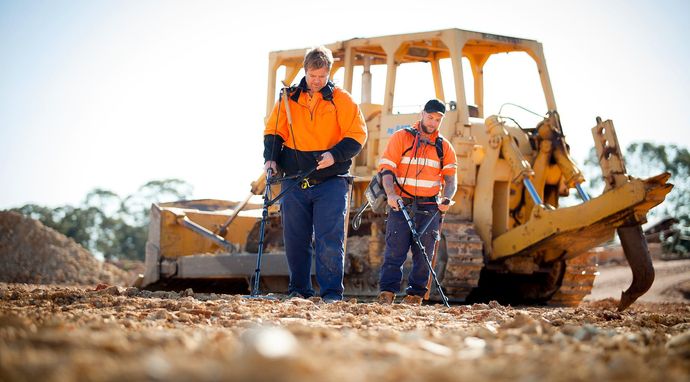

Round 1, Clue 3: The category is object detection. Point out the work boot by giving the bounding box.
[377,291,395,305]
[401,294,423,306]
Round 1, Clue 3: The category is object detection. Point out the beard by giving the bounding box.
[420,120,436,134]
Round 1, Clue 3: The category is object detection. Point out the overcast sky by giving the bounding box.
[1,0,688,209]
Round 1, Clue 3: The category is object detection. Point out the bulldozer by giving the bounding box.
[140,29,673,311]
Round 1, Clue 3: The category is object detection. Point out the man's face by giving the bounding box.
[305,66,329,94]
[420,111,444,134]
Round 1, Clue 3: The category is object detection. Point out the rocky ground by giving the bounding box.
[1,211,689,381]
[0,283,688,382]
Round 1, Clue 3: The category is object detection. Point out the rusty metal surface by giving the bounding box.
[492,175,672,261]
[616,225,655,311]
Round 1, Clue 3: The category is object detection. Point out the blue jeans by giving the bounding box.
[379,203,440,297]
[280,176,349,300]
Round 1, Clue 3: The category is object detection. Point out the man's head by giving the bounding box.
[304,46,334,94]
[420,99,446,134]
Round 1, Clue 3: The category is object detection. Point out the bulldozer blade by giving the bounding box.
[616,224,655,311]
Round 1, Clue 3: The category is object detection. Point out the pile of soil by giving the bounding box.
[0,284,688,381]
[0,211,131,286]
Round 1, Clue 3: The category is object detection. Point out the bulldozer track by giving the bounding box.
[437,217,484,301]
[547,250,599,306]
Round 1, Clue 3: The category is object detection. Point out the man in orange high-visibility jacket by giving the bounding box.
[376,99,458,305]
[263,46,367,303]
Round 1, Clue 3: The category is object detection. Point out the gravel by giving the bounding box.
[0,284,688,382]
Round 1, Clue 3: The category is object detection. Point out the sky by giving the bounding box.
[1,0,689,210]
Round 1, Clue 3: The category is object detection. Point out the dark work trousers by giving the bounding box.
[279,176,349,300]
[379,202,440,297]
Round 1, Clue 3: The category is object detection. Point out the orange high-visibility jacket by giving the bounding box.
[263,78,367,179]
[378,121,457,197]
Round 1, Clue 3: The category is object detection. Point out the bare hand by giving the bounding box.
[264,161,277,176]
[387,193,402,211]
[438,197,453,212]
[316,152,335,170]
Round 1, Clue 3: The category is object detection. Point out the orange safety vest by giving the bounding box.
[378,121,457,197]
[264,82,367,152]
[264,79,367,179]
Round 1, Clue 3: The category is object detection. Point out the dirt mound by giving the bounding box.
[0,211,131,286]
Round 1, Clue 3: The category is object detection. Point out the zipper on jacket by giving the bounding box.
[309,99,320,121]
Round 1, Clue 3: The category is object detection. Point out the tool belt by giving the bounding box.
[299,176,336,189]
[402,196,438,205]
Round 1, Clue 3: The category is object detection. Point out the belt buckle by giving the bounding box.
[300,178,312,189]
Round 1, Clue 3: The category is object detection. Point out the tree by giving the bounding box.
[582,142,690,224]
[121,179,193,227]
[10,178,193,261]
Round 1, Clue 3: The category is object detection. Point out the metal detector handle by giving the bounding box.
[396,199,408,216]
[263,168,274,203]
[265,166,317,208]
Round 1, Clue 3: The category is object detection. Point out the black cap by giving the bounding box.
[423,99,446,115]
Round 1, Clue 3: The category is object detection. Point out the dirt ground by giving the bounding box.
[1,211,689,381]
[0,283,689,382]
[587,258,690,303]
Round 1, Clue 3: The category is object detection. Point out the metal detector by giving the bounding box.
[251,82,318,297]
[250,166,316,297]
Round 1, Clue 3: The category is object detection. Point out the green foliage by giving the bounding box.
[10,179,193,261]
[582,142,690,224]
[661,226,690,259]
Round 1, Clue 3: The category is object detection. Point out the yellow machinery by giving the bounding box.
[141,29,672,310]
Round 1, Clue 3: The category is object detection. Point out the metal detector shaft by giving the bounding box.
[252,83,294,296]
[251,169,273,296]
[418,209,440,236]
[397,200,450,307]
[424,213,444,300]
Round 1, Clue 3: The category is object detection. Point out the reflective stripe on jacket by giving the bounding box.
[377,121,457,197]
[263,77,367,180]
